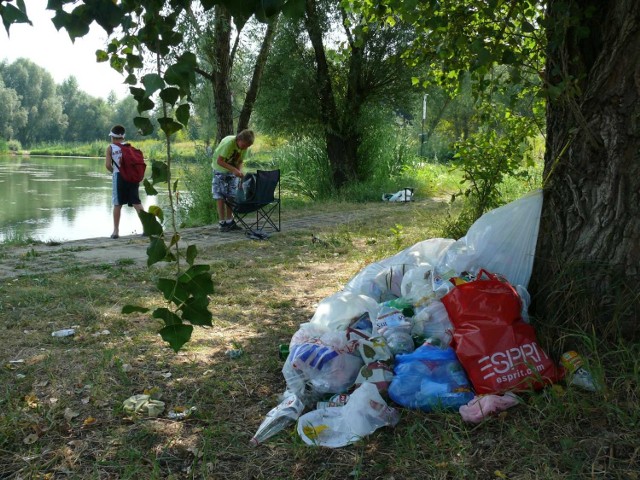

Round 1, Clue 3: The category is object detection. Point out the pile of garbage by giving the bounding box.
[251,190,600,447]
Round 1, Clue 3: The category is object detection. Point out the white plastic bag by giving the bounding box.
[297,382,400,448]
[283,325,363,399]
[344,239,455,302]
[438,189,543,287]
[309,291,379,332]
[412,300,454,346]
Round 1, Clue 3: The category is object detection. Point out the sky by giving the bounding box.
[0,0,130,100]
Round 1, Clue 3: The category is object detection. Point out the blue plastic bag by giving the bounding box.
[388,344,474,412]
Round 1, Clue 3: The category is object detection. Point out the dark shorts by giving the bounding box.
[212,171,239,200]
[113,173,141,207]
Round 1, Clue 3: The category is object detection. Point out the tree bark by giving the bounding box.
[211,5,234,141]
[531,0,640,336]
[237,16,280,133]
[304,0,351,188]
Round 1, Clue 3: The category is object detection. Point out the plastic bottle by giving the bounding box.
[560,351,600,392]
[51,328,75,337]
[249,392,305,446]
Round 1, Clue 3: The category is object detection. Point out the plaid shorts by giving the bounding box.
[212,171,239,200]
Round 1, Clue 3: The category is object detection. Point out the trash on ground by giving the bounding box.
[123,394,165,417]
[257,189,599,447]
[225,348,245,359]
[168,406,197,420]
[560,351,601,392]
[51,329,75,337]
[459,393,520,423]
[297,382,399,448]
[250,392,305,446]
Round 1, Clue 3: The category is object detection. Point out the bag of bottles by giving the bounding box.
[388,344,474,412]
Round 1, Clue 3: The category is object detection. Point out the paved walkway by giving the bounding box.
[0,201,434,281]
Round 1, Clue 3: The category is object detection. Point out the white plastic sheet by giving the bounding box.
[438,189,543,287]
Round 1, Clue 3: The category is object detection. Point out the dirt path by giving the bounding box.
[0,201,434,280]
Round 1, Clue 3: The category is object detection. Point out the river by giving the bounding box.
[0,154,161,242]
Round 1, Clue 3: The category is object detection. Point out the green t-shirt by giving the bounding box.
[212,135,248,173]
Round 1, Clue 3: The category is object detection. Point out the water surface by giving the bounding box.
[0,154,160,242]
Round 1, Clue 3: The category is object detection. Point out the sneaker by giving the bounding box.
[226,221,243,231]
[218,222,230,232]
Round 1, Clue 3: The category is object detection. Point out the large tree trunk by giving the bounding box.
[304,0,351,188]
[237,16,279,133]
[531,0,640,336]
[212,5,234,141]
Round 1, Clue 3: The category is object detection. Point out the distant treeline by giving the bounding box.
[0,58,206,151]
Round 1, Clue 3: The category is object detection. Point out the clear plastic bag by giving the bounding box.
[250,392,305,446]
[297,382,400,448]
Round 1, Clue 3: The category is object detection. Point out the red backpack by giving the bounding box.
[113,143,146,184]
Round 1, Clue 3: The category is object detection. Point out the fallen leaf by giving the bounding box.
[494,470,507,479]
[23,434,39,445]
[81,397,91,405]
[25,394,39,409]
[83,417,97,427]
[64,408,80,422]
[35,380,49,388]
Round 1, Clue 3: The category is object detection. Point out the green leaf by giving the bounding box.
[146,236,168,266]
[159,323,193,353]
[156,279,189,306]
[134,117,153,136]
[51,10,90,40]
[158,117,183,136]
[178,265,211,283]
[95,49,108,62]
[179,297,213,326]
[186,245,197,266]
[175,104,190,126]
[136,97,155,113]
[169,233,180,248]
[1,2,31,34]
[139,210,164,237]
[179,270,214,297]
[282,0,306,19]
[151,160,169,184]
[143,178,158,195]
[142,73,165,96]
[159,87,180,105]
[122,305,150,314]
[164,52,197,93]
[153,307,182,325]
[148,205,164,223]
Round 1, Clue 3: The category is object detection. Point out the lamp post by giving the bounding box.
[421,93,428,156]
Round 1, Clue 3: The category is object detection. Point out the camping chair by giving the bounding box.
[227,169,281,236]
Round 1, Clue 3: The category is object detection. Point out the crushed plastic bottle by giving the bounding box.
[250,392,305,446]
[51,329,75,337]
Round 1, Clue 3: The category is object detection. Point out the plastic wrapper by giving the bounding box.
[250,392,305,446]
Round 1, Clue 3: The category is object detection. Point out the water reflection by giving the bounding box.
[0,154,163,242]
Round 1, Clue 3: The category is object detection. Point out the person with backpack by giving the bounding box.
[211,129,255,232]
[105,124,145,239]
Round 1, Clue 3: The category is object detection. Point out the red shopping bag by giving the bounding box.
[441,269,560,394]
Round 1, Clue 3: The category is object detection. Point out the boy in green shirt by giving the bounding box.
[211,129,255,231]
